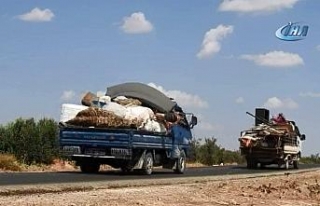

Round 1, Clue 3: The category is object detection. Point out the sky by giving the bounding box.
[0,0,319,155]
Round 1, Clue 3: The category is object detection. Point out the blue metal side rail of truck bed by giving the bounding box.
[60,125,192,153]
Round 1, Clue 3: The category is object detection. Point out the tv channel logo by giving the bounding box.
[275,22,309,41]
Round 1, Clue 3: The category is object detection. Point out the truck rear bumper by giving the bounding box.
[61,145,133,160]
[240,147,300,164]
[71,154,116,159]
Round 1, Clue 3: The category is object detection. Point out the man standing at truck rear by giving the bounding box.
[155,111,186,159]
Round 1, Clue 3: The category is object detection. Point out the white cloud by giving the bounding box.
[194,114,223,131]
[61,90,76,102]
[148,82,208,109]
[240,51,304,67]
[18,7,54,22]
[96,91,106,97]
[198,121,217,131]
[121,12,153,34]
[235,97,245,104]
[263,97,298,109]
[197,24,233,59]
[218,0,299,13]
[299,92,320,98]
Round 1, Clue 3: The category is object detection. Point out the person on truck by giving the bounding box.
[271,113,287,124]
[155,101,189,127]
[155,111,182,131]
[155,110,188,159]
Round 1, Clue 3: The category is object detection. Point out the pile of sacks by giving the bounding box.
[65,107,143,129]
[60,92,167,133]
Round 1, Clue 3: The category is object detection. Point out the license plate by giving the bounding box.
[111,148,131,156]
[62,146,81,154]
[85,148,106,156]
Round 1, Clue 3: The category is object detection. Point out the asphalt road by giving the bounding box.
[0,164,319,186]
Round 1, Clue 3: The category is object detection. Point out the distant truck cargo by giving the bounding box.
[59,82,197,175]
[239,108,306,170]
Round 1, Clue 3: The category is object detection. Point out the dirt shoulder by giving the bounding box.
[0,169,319,206]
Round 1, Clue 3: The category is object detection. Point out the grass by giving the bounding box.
[0,154,22,171]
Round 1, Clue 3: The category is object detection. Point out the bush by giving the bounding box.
[0,118,59,165]
[300,153,320,164]
[221,149,245,164]
[188,136,245,166]
[188,138,201,162]
[198,137,223,165]
[0,154,22,171]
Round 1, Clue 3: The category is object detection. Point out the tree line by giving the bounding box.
[0,118,58,165]
[188,137,245,165]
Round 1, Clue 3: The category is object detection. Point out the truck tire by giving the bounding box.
[252,160,258,169]
[260,163,266,169]
[174,150,186,174]
[246,158,257,169]
[80,163,100,173]
[142,152,153,175]
[246,160,252,169]
[293,160,299,169]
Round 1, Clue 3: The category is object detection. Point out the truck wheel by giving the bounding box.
[142,152,153,175]
[260,163,266,169]
[293,160,299,169]
[251,160,258,169]
[80,163,100,173]
[246,158,252,169]
[174,150,186,174]
[246,158,257,169]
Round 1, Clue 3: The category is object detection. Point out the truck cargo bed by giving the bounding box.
[60,126,173,150]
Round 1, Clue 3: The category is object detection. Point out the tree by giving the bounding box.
[188,138,201,162]
[197,137,222,165]
[188,136,245,165]
[0,118,59,165]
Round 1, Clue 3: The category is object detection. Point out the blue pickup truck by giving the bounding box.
[59,82,197,175]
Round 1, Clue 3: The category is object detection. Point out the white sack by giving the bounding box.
[102,102,127,118]
[98,95,111,103]
[113,96,127,101]
[60,104,89,122]
[124,106,155,121]
[124,106,156,128]
[142,119,167,133]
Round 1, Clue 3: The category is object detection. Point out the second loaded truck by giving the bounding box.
[239,108,306,170]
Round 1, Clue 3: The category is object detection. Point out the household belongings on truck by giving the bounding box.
[239,112,301,150]
[59,82,187,134]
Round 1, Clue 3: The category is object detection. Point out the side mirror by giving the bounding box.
[184,113,197,129]
[300,134,306,141]
[190,115,197,129]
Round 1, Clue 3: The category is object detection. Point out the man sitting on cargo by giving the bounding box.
[271,113,287,124]
[155,111,182,131]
